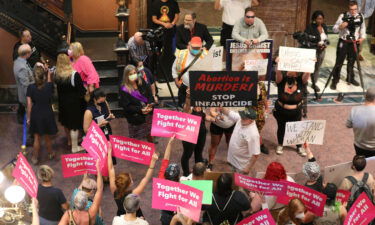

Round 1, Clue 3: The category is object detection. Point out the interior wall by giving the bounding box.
[0,28,18,85]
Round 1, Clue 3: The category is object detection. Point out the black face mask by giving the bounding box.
[286,77,296,85]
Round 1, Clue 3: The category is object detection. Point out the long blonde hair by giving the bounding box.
[70,42,85,60]
[121,64,142,92]
[55,53,74,82]
[277,198,306,225]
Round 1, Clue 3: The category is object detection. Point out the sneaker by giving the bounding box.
[350,79,360,86]
[297,147,307,157]
[260,144,269,155]
[330,82,337,90]
[276,145,283,155]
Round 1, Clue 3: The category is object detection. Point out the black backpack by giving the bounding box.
[346,173,374,211]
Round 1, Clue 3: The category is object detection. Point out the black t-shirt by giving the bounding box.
[37,184,67,221]
[151,0,180,27]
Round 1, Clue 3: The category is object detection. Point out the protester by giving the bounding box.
[13,28,41,68]
[27,64,57,164]
[346,86,375,157]
[128,32,152,68]
[202,173,250,225]
[304,10,329,92]
[55,53,86,153]
[273,68,309,156]
[70,174,104,225]
[176,12,214,50]
[172,36,208,107]
[59,160,103,225]
[70,42,100,93]
[221,107,260,174]
[108,145,158,217]
[206,107,235,170]
[314,183,347,225]
[37,165,69,225]
[181,88,209,176]
[214,0,259,48]
[232,7,269,47]
[119,65,154,142]
[14,44,34,125]
[180,162,207,181]
[83,88,115,139]
[339,154,375,210]
[277,198,310,225]
[330,0,366,90]
[112,194,149,225]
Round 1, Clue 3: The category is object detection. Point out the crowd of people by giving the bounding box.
[9,0,375,225]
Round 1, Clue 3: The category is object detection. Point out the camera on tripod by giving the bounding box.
[342,13,363,40]
[140,27,164,42]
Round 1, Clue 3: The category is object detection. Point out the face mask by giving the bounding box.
[190,49,200,56]
[129,74,138,81]
[295,212,305,220]
[286,77,296,85]
[68,49,73,57]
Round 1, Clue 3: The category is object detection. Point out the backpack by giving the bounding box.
[346,173,374,210]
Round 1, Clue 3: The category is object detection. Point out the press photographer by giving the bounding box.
[330,0,366,90]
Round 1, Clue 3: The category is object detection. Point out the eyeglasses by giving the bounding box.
[245,16,255,19]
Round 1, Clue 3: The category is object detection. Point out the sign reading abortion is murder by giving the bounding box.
[278,46,316,73]
[61,153,108,178]
[152,178,203,221]
[81,121,109,169]
[151,109,201,144]
[283,120,326,146]
[109,135,155,165]
[189,71,258,107]
[237,209,276,225]
[12,153,38,198]
[234,173,287,196]
[344,192,375,225]
[277,181,327,216]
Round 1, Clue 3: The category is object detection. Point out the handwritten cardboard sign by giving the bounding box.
[283,120,326,146]
[344,192,375,225]
[110,135,155,165]
[81,121,108,169]
[189,71,258,107]
[336,189,351,205]
[151,109,201,144]
[278,46,316,73]
[152,178,203,221]
[277,181,327,216]
[12,153,38,198]
[61,153,108,178]
[237,209,277,225]
[234,173,287,196]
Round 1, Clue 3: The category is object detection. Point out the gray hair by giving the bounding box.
[74,191,88,211]
[123,194,140,213]
[365,87,375,102]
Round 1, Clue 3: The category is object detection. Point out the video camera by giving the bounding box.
[342,13,363,40]
[293,32,320,48]
[139,27,164,42]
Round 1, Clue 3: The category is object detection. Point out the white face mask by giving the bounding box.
[295,212,305,220]
[129,74,138,81]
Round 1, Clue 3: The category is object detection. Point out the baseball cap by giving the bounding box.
[239,107,257,120]
[190,36,202,47]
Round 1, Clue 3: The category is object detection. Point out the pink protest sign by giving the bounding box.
[277,181,326,216]
[109,135,155,165]
[234,173,287,196]
[344,192,375,225]
[61,153,108,178]
[336,189,351,205]
[12,153,38,198]
[237,209,276,225]
[151,109,201,144]
[152,178,203,220]
[81,121,108,169]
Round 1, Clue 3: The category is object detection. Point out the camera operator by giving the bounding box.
[304,10,329,93]
[330,0,366,90]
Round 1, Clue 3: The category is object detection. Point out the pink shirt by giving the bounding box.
[73,55,100,88]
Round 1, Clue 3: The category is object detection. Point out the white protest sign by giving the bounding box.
[245,59,269,75]
[283,120,326,146]
[278,46,316,73]
[191,46,224,71]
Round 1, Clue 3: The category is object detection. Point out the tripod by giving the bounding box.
[319,37,366,99]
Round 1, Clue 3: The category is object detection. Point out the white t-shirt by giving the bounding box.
[220,0,252,25]
[112,216,149,225]
[227,111,260,171]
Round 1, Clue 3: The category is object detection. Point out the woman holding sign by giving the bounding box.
[119,65,155,143]
[273,68,309,156]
